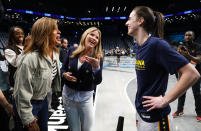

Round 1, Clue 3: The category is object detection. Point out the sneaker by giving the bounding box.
[196,116,201,122]
[172,110,184,118]
[48,109,55,113]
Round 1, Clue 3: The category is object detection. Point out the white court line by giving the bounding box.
[123,77,136,114]
[94,73,136,115]
[93,84,99,116]
[93,67,137,131]
[93,82,100,131]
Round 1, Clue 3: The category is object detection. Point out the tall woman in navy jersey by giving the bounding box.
[61,27,103,131]
[125,6,200,131]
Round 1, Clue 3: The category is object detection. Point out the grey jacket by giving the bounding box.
[14,51,61,125]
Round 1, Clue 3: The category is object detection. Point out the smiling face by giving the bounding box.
[125,10,140,37]
[84,30,100,50]
[14,27,24,44]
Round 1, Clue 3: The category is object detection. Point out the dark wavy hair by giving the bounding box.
[7,26,24,55]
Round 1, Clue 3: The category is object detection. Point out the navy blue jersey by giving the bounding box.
[134,37,189,122]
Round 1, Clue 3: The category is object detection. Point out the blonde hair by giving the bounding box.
[24,17,59,57]
[70,27,103,60]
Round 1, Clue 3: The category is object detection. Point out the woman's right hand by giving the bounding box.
[24,35,32,50]
[63,72,77,82]
[27,118,40,131]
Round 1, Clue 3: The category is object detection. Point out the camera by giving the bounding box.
[181,46,187,51]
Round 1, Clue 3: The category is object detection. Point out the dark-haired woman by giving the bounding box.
[125,6,200,130]
[5,26,24,88]
[4,26,24,131]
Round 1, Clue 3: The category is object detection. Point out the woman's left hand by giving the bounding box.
[85,56,100,68]
[142,95,168,112]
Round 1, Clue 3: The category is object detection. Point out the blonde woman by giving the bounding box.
[13,17,61,131]
[61,27,103,131]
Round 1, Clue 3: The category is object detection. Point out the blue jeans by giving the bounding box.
[62,95,94,131]
[13,97,48,131]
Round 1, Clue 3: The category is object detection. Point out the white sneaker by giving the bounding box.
[48,109,55,113]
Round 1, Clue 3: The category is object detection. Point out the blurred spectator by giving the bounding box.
[115,47,121,67]
[5,26,24,89]
[172,30,201,121]
[59,37,69,93]
[3,26,24,130]
[59,37,69,63]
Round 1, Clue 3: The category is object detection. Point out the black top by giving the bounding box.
[61,47,103,91]
[59,47,69,63]
[183,41,201,73]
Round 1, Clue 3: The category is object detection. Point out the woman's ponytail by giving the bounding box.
[153,11,164,38]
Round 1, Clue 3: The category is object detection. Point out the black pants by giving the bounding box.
[177,78,201,116]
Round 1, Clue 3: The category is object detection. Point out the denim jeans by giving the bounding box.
[62,95,94,131]
[13,97,48,131]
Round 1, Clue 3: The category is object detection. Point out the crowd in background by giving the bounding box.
[103,47,135,57]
